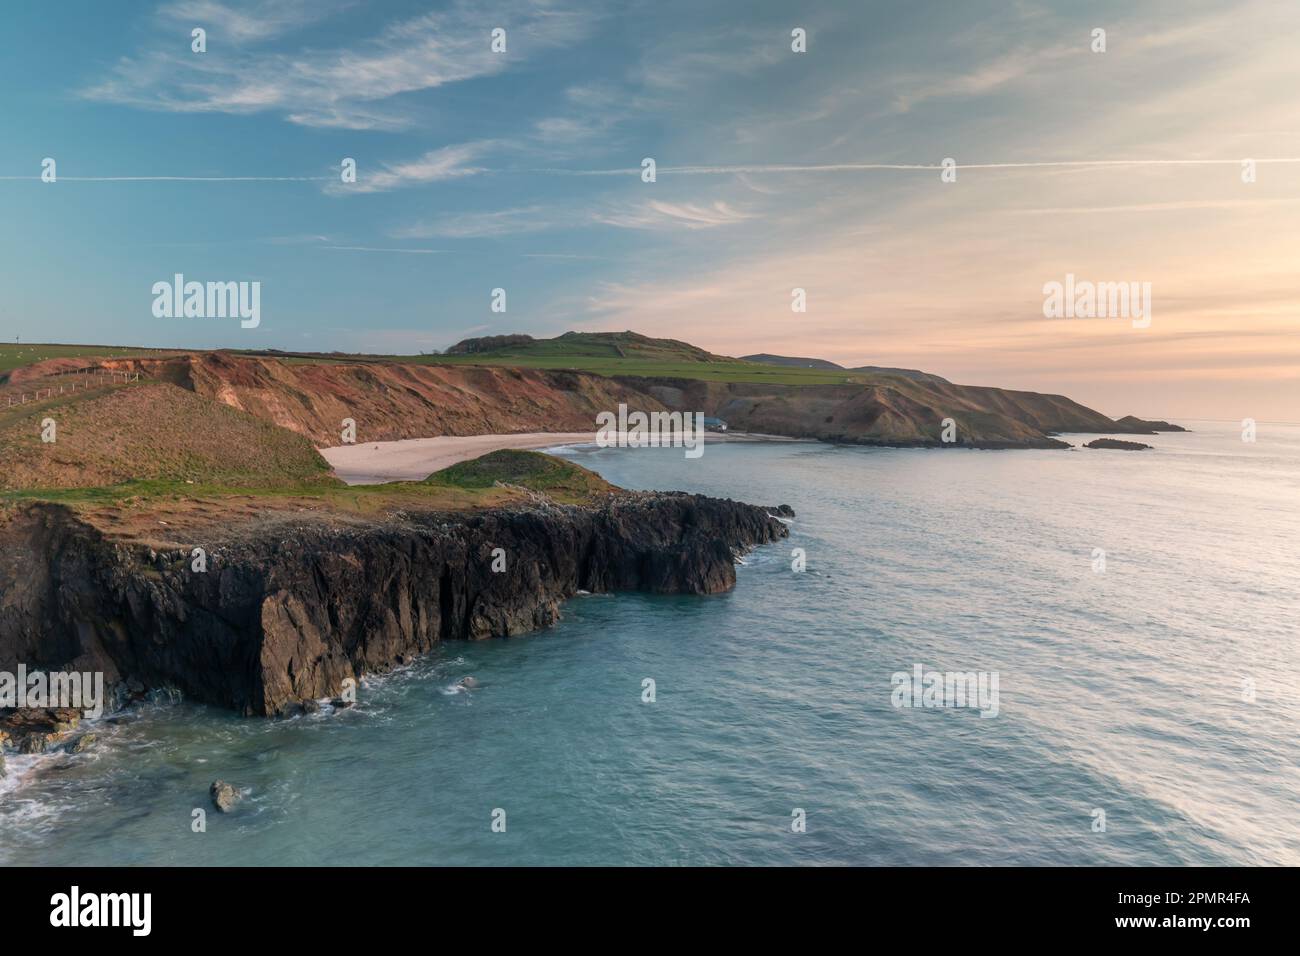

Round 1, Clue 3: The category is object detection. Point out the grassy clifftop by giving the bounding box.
[0,381,336,493]
[426,449,611,503]
[0,332,1165,456]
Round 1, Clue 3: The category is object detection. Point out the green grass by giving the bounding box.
[0,343,180,375]
[425,450,611,501]
[0,478,330,506]
[0,337,881,386]
[1,452,609,511]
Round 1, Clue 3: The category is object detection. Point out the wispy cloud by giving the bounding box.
[632,26,787,92]
[394,198,755,238]
[159,0,345,42]
[331,142,491,194]
[592,200,754,230]
[83,0,597,129]
[321,245,446,255]
[394,205,559,239]
[891,44,1072,113]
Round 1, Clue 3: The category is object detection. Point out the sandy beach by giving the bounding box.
[320,431,804,485]
[320,432,597,485]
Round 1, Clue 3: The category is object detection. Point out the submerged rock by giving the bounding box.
[456,676,481,690]
[210,780,240,812]
[67,733,97,753]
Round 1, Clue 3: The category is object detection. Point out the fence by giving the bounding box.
[2,367,145,407]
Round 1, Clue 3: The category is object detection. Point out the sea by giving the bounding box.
[2,420,1297,865]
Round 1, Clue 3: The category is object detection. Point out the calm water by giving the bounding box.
[3,421,1298,865]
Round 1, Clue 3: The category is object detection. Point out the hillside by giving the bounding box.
[0,335,1179,456]
[448,330,724,363]
[741,353,844,370]
[625,377,1116,448]
[170,351,670,445]
[426,449,613,504]
[0,380,335,492]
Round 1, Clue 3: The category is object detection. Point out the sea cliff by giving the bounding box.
[0,493,791,717]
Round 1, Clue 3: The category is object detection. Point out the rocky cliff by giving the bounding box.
[0,494,791,717]
[10,348,1180,451]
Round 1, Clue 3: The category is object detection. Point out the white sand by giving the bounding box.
[320,430,805,486]
[320,432,599,485]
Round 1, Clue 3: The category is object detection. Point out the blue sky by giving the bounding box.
[2,0,1298,418]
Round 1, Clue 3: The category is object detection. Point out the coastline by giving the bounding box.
[319,430,810,485]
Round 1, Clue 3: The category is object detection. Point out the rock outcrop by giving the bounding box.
[0,494,791,717]
[1084,438,1152,450]
[1112,416,1187,433]
[210,780,240,812]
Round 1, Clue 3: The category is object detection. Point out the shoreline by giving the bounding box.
[319,430,808,486]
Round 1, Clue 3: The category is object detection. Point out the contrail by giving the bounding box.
[3,158,1296,183]
[511,158,1300,176]
[0,175,332,181]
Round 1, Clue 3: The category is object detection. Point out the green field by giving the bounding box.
[2,451,608,510]
[0,332,866,386]
[0,343,180,375]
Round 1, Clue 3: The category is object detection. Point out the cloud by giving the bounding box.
[321,245,446,255]
[332,142,492,194]
[394,206,559,239]
[159,0,345,42]
[632,26,787,92]
[591,200,754,230]
[891,45,1072,113]
[395,198,755,238]
[83,0,596,129]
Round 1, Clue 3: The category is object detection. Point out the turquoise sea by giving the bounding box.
[2,421,1297,865]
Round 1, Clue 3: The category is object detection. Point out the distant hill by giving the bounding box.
[743,352,950,385]
[447,330,724,363]
[848,365,951,386]
[0,333,1182,452]
[445,334,537,355]
[741,353,844,370]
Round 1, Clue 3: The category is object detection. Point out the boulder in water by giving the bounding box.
[210,780,241,812]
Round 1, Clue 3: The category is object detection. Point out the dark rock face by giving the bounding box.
[1084,438,1152,450]
[1,494,789,717]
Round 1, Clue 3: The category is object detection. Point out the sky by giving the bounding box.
[1,0,1297,420]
